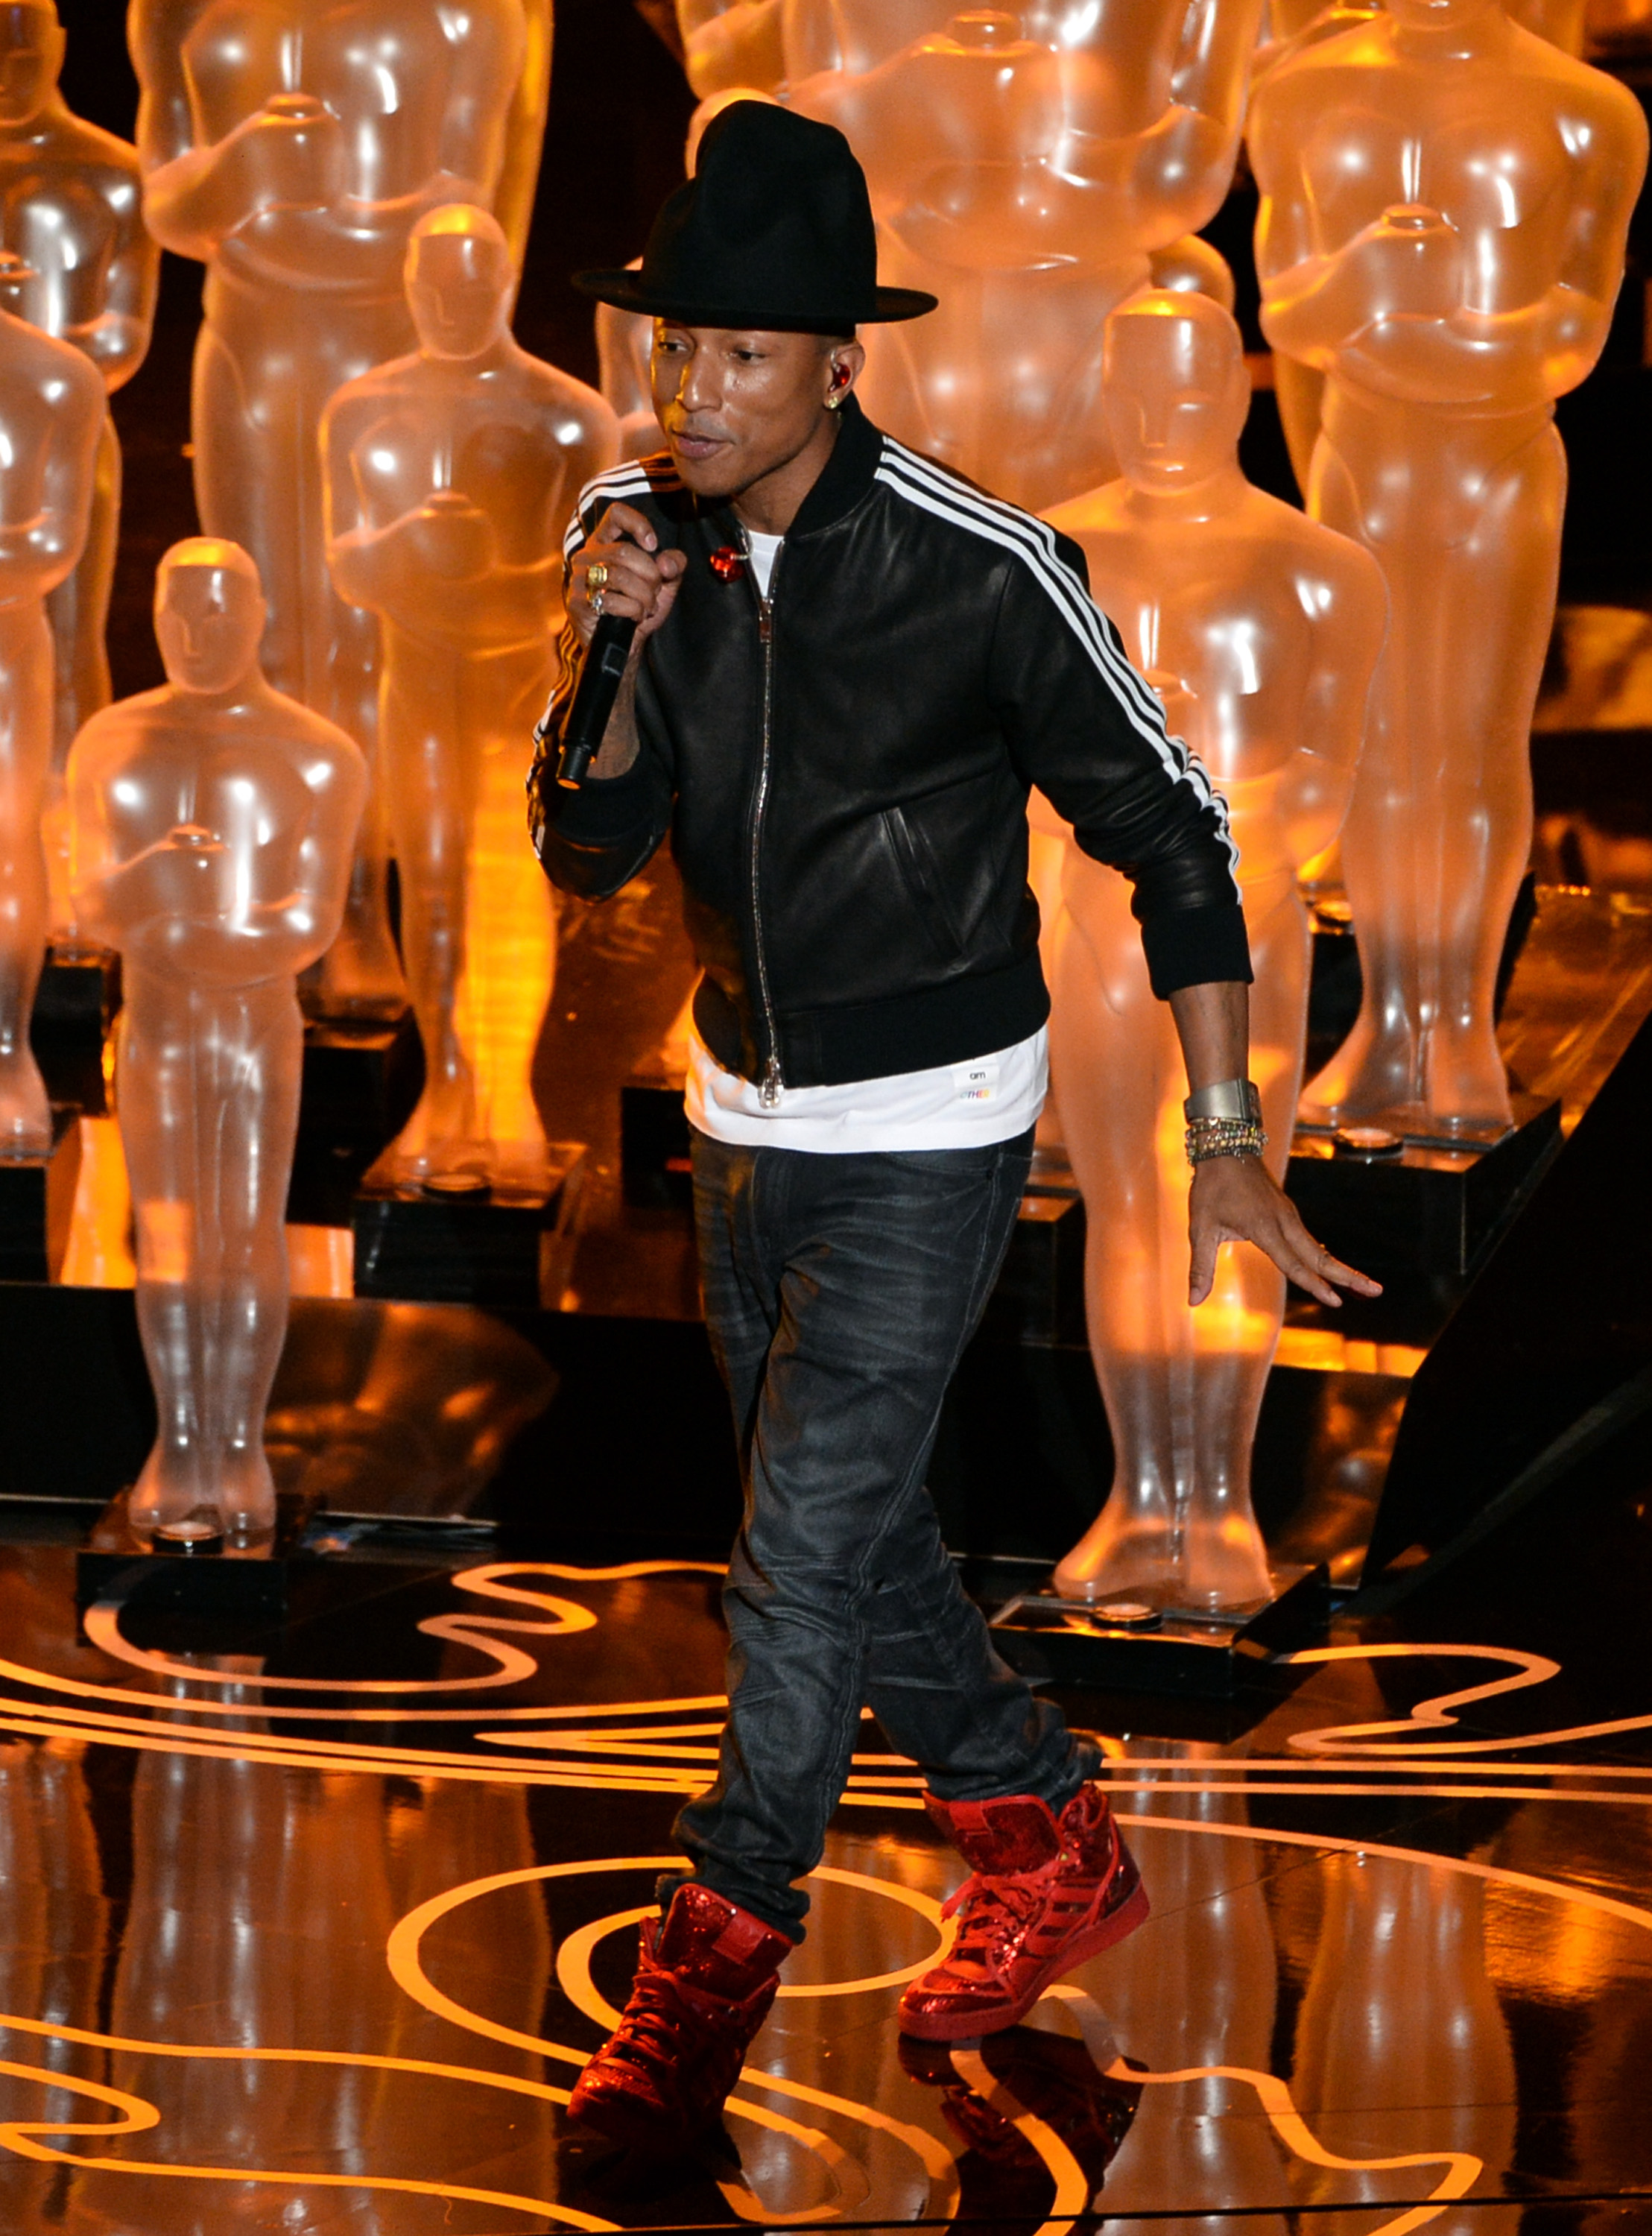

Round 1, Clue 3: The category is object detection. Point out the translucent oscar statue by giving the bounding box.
[68,540,366,1538]
[129,0,528,1020]
[776,1,1262,512]
[0,259,101,1160]
[1250,0,1646,1137]
[0,1,159,941]
[323,204,617,1190]
[1043,293,1385,1610]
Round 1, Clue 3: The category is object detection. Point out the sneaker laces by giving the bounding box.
[598,1965,714,2084]
[940,1857,1063,1979]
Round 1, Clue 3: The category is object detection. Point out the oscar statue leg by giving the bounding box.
[0,602,56,1158]
[1305,414,1559,1134]
[122,982,209,1529]
[304,556,405,1022]
[1422,423,1560,1128]
[42,410,118,941]
[462,651,558,1190]
[205,982,300,1536]
[1299,431,1422,1123]
[1048,865,1181,1602]
[1271,355,1325,508]
[1182,876,1309,1611]
[378,639,487,1184]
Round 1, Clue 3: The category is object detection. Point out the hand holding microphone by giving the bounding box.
[559,502,686,789]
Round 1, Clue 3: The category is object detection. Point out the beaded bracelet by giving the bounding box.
[1186,1116,1268,1167]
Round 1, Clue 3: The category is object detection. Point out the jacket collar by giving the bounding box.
[708,392,882,546]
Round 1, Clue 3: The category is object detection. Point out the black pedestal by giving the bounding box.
[619,1076,1088,1342]
[1358,1001,1652,1595]
[352,1144,586,1310]
[0,1105,81,1282]
[984,1191,1086,1346]
[300,1009,423,1148]
[620,1072,693,1207]
[1286,1093,1561,1278]
[984,1564,1330,1697]
[32,944,120,1114]
[77,1488,323,1623]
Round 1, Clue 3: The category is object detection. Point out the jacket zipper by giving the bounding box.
[744,525,785,1107]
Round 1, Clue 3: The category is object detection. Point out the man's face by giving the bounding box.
[156,559,265,695]
[0,5,60,126]
[649,324,858,502]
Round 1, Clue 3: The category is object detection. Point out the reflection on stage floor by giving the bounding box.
[2,1502,1652,2235]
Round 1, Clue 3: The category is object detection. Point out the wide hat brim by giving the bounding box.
[574,267,937,327]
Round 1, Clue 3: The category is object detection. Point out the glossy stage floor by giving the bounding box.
[1,1462,1652,2235]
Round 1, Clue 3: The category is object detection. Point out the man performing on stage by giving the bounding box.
[529,99,1376,2153]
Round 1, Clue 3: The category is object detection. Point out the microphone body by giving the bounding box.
[556,613,638,789]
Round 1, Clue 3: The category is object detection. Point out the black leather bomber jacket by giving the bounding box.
[528,397,1250,1095]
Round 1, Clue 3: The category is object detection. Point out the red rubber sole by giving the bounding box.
[896,1872,1152,2043]
[568,2075,719,2156]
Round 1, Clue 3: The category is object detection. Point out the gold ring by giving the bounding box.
[587,561,609,594]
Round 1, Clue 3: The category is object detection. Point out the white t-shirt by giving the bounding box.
[746,528,784,593]
[692,526,1045,1152]
[687,1026,1048,1153]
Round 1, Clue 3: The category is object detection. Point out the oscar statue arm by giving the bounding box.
[65,719,130,949]
[320,390,405,617]
[1250,86,1430,365]
[495,0,552,268]
[63,160,160,392]
[1120,0,1269,235]
[0,347,104,607]
[418,1,525,225]
[275,737,370,974]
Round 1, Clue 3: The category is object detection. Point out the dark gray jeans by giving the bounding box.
[670,1125,1095,1939]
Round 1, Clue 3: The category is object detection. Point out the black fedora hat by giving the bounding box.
[574,100,937,330]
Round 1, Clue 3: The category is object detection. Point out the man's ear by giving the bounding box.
[825,338,864,399]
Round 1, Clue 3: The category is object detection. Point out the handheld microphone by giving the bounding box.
[556,612,637,789]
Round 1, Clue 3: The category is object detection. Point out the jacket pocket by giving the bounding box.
[882,803,969,960]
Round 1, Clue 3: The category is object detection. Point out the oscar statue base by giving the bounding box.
[0,1104,81,1281]
[1286,1093,1561,1278]
[984,1152,1085,1346]
[76,1486,326,1625]
[984,1562,1330,1698]
[351,1143,586,1310]
[299,1008,424,1149]
[32,943,120,1114]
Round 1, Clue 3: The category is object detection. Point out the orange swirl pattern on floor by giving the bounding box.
[0,1565,1639,2226]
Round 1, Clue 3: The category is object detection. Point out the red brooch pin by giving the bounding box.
[709,546,746,582]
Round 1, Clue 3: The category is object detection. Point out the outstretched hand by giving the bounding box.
[1189,1155,1381,1309]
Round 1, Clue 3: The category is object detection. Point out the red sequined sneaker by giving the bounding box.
[567,1883,791,2151]
[897,1783,1148,2041]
